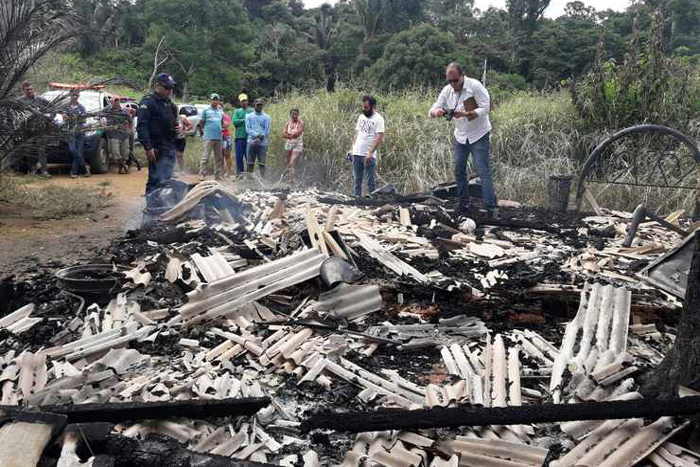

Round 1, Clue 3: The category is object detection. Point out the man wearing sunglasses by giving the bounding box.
[429,62,497,218]
[137,73,181,201]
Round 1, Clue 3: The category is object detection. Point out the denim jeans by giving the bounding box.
[247,143,268,178]
[454,132,496,209]
[234,138,247,175]
[146,144,176,198]
[68,134,86,175]
[353,155,376,197]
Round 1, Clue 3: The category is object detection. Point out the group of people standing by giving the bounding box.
[137,75,307,202]
[139,62,497,217]
[64,92,136,179]
[192,93,303,182]
[17,81,137,179]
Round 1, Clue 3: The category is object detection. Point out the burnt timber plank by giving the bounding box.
[0,397,269,424]
[302,396,700,433]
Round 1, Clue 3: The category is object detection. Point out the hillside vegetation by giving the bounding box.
[10,0,700,215]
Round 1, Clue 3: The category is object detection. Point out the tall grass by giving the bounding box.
[183,88,592,207]
[175,86,697,213]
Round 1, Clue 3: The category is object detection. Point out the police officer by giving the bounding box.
[137,73,180,201]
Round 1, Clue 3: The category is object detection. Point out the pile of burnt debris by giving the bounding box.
[0,180,698,466]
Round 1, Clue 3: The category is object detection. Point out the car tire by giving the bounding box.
[89,137,109,174]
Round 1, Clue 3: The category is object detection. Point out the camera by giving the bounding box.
[443,108,455,121]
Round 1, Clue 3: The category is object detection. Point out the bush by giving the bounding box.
[365,25,458,90]
[23,53,95,91]
[571,13,700,132]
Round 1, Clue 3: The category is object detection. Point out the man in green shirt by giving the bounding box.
[232,93,253,179]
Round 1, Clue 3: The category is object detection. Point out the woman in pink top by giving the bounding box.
[282,108,304,182]
[220,105,233,176]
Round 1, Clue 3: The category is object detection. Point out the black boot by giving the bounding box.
[259,164,266,179]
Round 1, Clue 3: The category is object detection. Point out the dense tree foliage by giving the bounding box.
[64,0,699,101]
[368,25,457,88]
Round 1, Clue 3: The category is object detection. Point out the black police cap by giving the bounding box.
[156,73,176,89]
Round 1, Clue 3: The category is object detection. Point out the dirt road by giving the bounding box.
[0,166,199,275]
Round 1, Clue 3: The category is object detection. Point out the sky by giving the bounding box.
[302,0,631,18]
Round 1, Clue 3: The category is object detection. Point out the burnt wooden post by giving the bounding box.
[642,230,700,398]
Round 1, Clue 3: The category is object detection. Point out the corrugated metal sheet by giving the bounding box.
[178,249,325,326]
[450,437,548,466]
[190,251,235,282]
[315,284,383,320]
[0,304,34,329]
[550,283,632,403]
[356,232,429,283]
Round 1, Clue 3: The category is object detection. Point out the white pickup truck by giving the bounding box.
[43,88,118,174]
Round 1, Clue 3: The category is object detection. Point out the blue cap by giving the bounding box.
[155,73,176,89]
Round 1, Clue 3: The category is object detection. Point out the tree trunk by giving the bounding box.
[182,80,189,103]
[324,57,335,93]
[641,231,700,398]
[148,36,167,90]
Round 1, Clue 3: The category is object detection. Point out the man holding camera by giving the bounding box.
[429,62,497,218]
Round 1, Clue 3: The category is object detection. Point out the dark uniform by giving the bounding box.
[19,94,51,175]
[137,89,178,199]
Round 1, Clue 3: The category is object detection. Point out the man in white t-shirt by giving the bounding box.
[350,95,385,197]
[429,62,497,218]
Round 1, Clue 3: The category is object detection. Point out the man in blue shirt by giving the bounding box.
[245,98,271,178]
[62,89,90,178]
[198,93,224,180]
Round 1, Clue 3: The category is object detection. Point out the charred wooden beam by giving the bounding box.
[104,433,274,467]
[301,395,700,433]
[623,204,689,247]
[1,397,269,424]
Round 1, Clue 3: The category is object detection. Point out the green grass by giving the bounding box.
[176,87,698,213]
[221,88,590,205]
[22,185,111,219]
[20,55,700,214]
[0,175,112,220]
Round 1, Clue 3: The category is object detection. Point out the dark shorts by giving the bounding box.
[174,138,186,153]
[222,135,232,151]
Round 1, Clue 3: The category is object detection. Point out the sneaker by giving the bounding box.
[70,173,78,179]
[38,171,51,179]
[84,165,91,177]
